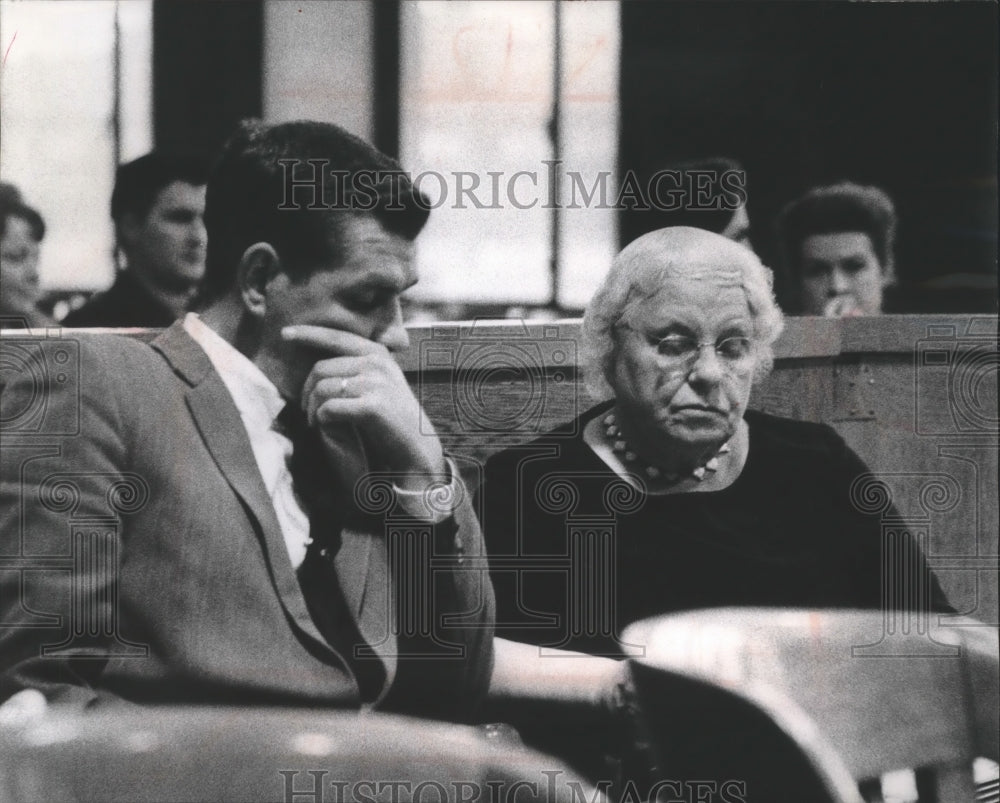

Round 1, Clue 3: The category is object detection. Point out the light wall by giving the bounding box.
[0,0,152,292]
[262,0,375,141]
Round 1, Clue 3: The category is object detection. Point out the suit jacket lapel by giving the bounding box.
[150,323,330,650]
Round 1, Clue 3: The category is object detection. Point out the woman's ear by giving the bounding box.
[237,242,282,319]
[602,337,621,399]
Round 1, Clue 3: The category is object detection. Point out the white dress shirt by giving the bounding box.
[182,313,454,569]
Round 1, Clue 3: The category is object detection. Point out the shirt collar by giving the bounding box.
[182,312,286,428]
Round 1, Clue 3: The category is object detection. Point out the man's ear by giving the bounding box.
[237,242,283,319]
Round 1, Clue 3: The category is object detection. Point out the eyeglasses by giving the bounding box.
[622,325,755,372]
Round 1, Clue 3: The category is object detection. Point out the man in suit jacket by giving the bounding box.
[0,121,494,722]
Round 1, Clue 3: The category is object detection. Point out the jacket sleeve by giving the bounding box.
[0,334,136,709]
[377,463,496,723]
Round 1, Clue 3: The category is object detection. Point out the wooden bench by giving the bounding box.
[2,313,996,620]
[403,314,998,622]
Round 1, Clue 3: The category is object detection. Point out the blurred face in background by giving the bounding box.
[0,214,42,311]
[120,180,207,291]
[798,231,887,317]
[721,205,752,250]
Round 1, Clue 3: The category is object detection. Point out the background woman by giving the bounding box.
[0,183,54,328]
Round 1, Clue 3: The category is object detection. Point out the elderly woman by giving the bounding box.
[480,227,952,657]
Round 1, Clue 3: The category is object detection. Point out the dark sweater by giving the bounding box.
[62,271,177,328]
[480,405,953,656]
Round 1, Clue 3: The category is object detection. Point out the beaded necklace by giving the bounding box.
[602,412,730,483]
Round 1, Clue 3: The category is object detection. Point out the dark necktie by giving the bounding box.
[275,403,386,702]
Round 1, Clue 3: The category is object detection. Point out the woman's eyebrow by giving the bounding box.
[647,321,693,338]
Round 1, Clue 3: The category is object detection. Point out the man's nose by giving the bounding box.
[190,218,207,247]
[22,257,40,283]
[376,302,410,353]
[16,253,40,283]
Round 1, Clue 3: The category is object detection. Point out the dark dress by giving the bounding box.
[62,271,177,328]
[480,403,953,657]
[480,404,954,789]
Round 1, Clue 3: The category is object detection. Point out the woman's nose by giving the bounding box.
[686,344,726,383]
[829,266,852,294]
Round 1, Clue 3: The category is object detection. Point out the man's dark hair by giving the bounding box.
[623,156,748,244]
[0,183,45,242]
[775,182,897,271]
[198,119,430,305]
[111,152,209,225]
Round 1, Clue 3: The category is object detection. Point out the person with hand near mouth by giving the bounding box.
[775,182,896,318]
[1,121,494,722]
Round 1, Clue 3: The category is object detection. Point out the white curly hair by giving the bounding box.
[581,227,785,400]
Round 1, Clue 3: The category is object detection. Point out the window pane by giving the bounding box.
[118,0,154,163]
[401,1,555,306]
[557,1,620,310]
[263,0,374,142]
[0,0,118,292]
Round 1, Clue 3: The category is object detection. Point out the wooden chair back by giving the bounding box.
[623,608,999,803]
[0,707,604,802]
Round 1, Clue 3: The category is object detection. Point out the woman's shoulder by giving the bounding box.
[483,403,610,473]
[744,408,850,460]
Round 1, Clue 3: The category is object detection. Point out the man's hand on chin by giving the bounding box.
[282,325,447,494]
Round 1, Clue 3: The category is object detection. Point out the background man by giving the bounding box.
[775,182,896,317]
[63,152,208,327]
[1,120,494,721]
[621,156,753,251]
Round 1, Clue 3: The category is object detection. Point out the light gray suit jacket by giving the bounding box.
[0,323,494,720]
